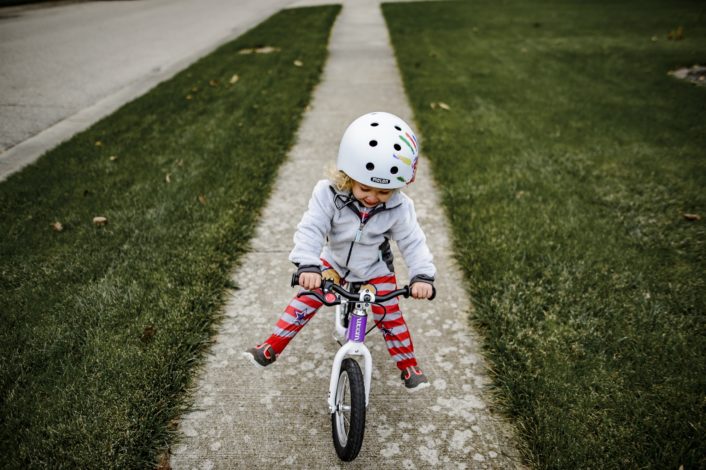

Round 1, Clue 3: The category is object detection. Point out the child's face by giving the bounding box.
[351,181,393,208]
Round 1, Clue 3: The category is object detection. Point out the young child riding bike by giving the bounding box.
[245,111,436,392]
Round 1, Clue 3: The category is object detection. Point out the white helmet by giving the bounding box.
[337,112,420,189]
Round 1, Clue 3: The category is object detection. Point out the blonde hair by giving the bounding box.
[328,166,355,192]
[327,165,401,194]
[329,170,355,191]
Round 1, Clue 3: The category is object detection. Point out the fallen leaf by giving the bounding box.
[430,102,438,109]
[238,46,280,55]
[141,324,157,343]
[683,213,701,221]
[51,221,63,232]
[186,94,193,101]
[165,173,171,184]
[109,155,118,161]
[229,74,240,84]
[198,194,207,205]
[191,86,199,92]
[209,79,219,87]
[667,26,684,40]
[669,68,689,79]
[95,140,103,147]
[438,102,451,110]
[93,216,108,226]
[177,159,184,167]
[156,451,170,470]
[294,60,303,67]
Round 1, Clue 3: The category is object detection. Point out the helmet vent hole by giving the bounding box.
[394,144,402,151]
[371,122,379,127]
[366,162,375,171]
[369,140,378,147]
[394,125,402,131]
[391,166,399,174]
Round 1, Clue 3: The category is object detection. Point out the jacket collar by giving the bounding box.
[329,183,404,213]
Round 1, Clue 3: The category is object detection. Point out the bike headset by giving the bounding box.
[332,280,402,337]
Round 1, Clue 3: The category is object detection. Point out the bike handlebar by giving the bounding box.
[291,273,435,305]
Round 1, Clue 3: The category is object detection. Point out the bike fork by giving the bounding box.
[328,342,372,412]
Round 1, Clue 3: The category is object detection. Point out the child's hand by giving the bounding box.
[299,272,322,290]
[410,282,433,299]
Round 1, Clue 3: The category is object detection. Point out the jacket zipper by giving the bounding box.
[333,186,402,278]
[341,220,363,278]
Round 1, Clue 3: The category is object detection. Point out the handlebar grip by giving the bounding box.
[291,273,299,288]
[430,285,436,301]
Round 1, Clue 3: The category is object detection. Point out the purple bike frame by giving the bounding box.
[347,312,367,343]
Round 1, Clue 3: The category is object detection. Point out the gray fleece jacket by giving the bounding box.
[289,179,436,283]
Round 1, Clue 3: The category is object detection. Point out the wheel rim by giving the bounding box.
[334,370,352,446]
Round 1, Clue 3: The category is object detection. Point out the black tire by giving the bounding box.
[331,358,366,461]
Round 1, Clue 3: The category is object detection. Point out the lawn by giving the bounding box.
[0,5,340,467]
[383,0,705,468]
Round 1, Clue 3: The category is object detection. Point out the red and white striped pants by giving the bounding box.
[263,272,418,371]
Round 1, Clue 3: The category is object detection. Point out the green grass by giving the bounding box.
[383,1,705,468]
[0,5,340,468]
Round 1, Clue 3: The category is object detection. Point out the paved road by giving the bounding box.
[171,0,524,468]
[0,0,296,179]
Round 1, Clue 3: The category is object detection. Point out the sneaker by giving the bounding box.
[401,366,430,392]
[244,343,277,368]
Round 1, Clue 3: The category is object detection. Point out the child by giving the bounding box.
[245,111,435,392]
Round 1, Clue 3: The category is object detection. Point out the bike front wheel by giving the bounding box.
[331,358,366,461]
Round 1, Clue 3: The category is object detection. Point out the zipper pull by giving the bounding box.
[354,222,364,242]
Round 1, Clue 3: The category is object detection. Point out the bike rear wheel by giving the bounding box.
[331,358,365,461]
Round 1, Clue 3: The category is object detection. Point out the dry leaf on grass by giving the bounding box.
[238,46,280,54]
[165,173,171,184]
[229,74,240,84]
[209,79,219,87]
[294,60,304,67]
[109,155,118,161]
[430,102,451,110]
[156,451,170,470]
[141,325,157,343]
[93,216,108,226]
[51,221,63,232]
[683,213,701,221]
[198,194,207,205]
[667,26,684,40]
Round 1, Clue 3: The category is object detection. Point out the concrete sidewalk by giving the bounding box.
[171,1,524,468]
